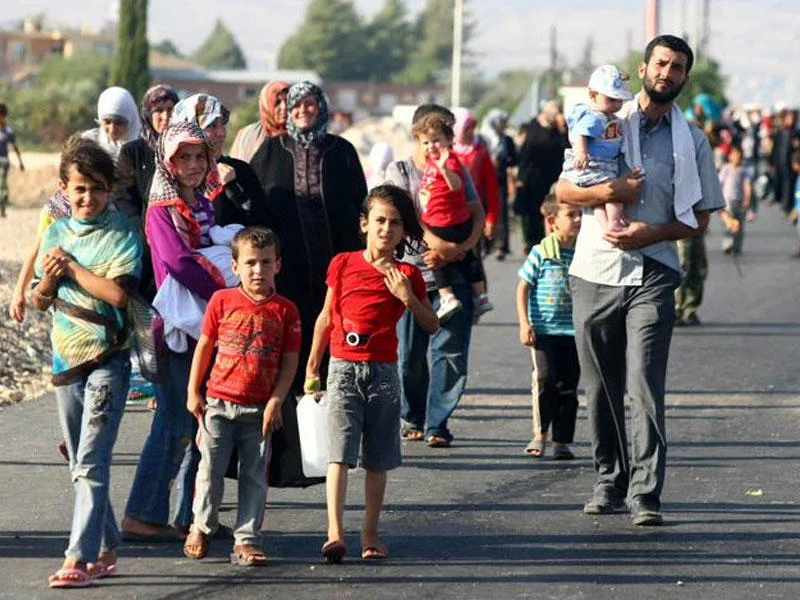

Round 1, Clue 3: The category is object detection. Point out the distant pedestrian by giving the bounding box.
[516,101,568,253]
[304,184,438,563]
[516,195,582,459]
[480,108,518,260]
[0,101,25,218]
[33,138,142,588]
[182,226,300,566]
[717,143,752,255]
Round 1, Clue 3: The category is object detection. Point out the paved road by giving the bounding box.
[2,205,800,599]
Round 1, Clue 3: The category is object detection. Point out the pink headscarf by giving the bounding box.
[453,107,478,155]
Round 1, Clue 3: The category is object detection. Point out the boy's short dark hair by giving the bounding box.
[231,226,280,260]
[411,111,454,141]
[59,135,116,188]
[644,34,694,74]
[540,194,562,219]
[0,102,7,116]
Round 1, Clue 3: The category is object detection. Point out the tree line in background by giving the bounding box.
[0,0,726,149]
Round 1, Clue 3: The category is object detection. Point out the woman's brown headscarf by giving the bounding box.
[259,80,289,138]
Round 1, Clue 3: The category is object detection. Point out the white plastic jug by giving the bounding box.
[296,393,329,478]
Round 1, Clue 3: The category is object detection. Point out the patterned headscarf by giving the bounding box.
[140,84,179,151]
[170,93,230,130]
[259,80,289,138]
[453,107,478,155]
[286,81,329,148]
[148,121,222,250]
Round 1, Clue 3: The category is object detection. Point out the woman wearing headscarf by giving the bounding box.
[82,86,141,164]
[116,84,179,302]
[452,108,500,248]
[117,85,179,222]
[480,108,518,260]
[366,141,394,189]
[170,92,278,231]
[229,80,290,162]
[121,121,224,542]
[250,81,366,486]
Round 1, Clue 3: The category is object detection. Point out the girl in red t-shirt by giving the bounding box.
[304,184,439,563]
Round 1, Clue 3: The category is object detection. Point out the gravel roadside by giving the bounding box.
[0,206,53,406]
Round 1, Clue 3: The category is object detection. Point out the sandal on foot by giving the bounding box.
[361,545,389,560]
[401,428,424,441]
[231,544,268,566]
[87,561,117,580]
[183,529,209,560]
[525,438,547,457]
[48,568,93,588]
[322,540,346,564]
[553,443,575,460]
[425,434,451,448]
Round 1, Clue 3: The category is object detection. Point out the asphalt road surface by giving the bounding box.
[2,204,800,599]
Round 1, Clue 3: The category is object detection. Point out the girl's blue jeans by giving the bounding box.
[55,351,131,562]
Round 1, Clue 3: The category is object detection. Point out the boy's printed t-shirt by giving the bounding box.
[327,251,426,363]
[420,154,471,228]
[203,287,302,405]
[35,209,142,385]
[518,243,575,336]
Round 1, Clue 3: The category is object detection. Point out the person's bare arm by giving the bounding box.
[12,142,24,171]
[10,238,41,322]
[305,288,333,389]
[262,350,299,436]
[603,210,712,250]
[556,169,644,207]
[435,150,462,192]
[573,136,590,170]
[516,281,534,346]
[54,248,129,308]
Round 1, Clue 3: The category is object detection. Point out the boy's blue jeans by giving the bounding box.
[398,283,473,439]
[55,351,131,562]
[125,350,197,528]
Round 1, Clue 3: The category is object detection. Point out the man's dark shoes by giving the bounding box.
[583,496,626,515]
[629,495,663,526]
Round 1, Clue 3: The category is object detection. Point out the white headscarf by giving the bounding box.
[83,86,141,163]
[480,108,508,155]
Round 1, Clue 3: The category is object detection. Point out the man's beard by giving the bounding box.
[642,74,685,104]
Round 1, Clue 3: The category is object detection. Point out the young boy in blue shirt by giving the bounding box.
[516,195,582,459]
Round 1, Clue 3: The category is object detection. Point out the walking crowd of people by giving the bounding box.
[3,32,799,589]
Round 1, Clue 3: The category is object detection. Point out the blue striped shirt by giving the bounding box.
[518,245,575,336]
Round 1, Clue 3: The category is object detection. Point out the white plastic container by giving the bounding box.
[296,393,329,478]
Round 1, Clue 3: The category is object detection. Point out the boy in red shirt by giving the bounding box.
[183,226,301,566]
[413,112,493,322]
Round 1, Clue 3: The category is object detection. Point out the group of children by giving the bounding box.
[29,116,443,586]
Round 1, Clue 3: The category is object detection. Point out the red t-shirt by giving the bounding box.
[419,154,471,228]
[326,251,426,362]
[202,287,302,405]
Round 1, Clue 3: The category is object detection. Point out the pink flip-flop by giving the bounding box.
[88,561,117,580]
[48,567,94,588]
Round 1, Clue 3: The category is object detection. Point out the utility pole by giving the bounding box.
[646,0,660,42]
[450,0,463,109]
[548,25,557,99]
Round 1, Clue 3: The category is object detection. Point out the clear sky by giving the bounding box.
[4,0,798,107]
